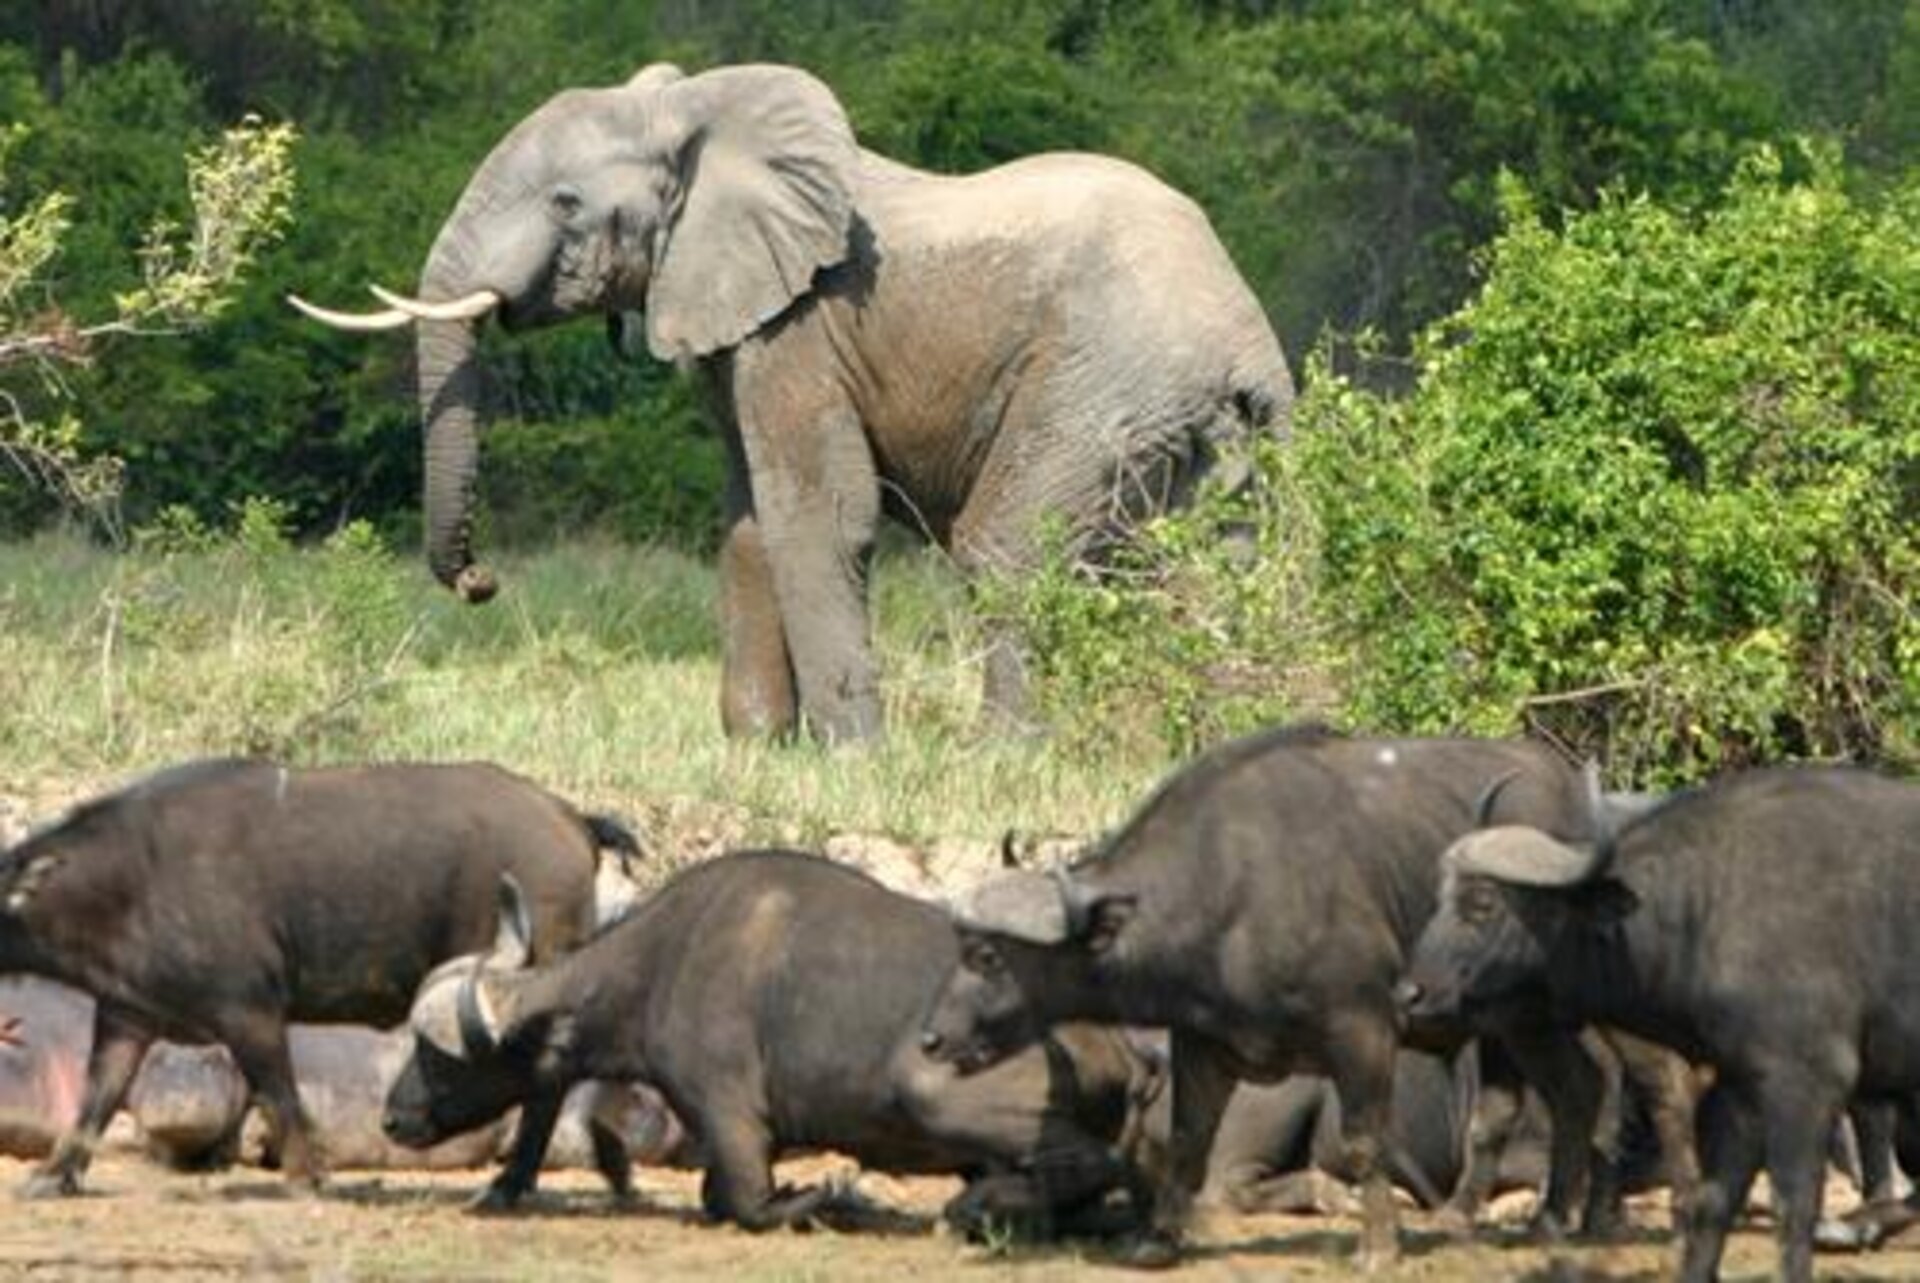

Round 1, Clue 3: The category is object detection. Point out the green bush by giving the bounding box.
[988,440,1336,759]
[1011,148,1919,782]
[1310,149,1919,779]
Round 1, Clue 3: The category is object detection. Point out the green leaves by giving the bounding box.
[1303,149,1920,778]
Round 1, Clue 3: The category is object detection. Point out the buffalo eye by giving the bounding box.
[1458,880,1501,926]
[961,939,1005,977]
[550,184,585,221]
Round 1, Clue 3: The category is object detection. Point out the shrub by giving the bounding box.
[1307,148,1918,780]
[1010,147,1919,782]
[987,440,1337,759]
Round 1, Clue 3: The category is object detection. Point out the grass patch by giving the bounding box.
[0,524,1170,849]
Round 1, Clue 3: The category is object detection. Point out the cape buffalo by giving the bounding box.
[919,726,1622,1267]
[383,850,1152,1234]
[0,758,639,1202]
[1397,763,1920,1283]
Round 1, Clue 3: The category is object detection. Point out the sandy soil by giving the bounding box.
[2,1154,1919,1282]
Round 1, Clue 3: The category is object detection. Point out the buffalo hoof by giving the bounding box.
[1579,1206,1627,1243]
[1432,1203,1476,1241]
[19,1170,80,1200]
[1815,1217,1876,1253]
[1112,1231,1182,1270]
[465,1181,526,1215]
[1525,1208,1572,1244]
[762,1183,831,1229]
[1354,1238,1401,1274]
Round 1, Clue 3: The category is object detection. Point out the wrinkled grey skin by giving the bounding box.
[0,759,639,1203]
[404,62,1291,742]
[385,851,1151,1235]
[1399,765,1920,1283]
[921,727,1618,1269]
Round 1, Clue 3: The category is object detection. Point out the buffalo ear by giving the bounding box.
[1080,894,1138,955]
[644,65,857,360]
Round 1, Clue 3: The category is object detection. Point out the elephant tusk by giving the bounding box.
[286,293,415,331]
[367,285,501,322]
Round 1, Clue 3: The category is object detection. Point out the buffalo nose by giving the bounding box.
[1392,979,1424,1011]
[919,1029,944,1055]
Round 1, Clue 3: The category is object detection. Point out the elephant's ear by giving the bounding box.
[646,64,857,361]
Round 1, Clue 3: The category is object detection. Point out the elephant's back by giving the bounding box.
[858,150,1214,249]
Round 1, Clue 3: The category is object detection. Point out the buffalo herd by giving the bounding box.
[0,732,1914,1282]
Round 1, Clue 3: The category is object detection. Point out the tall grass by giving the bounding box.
[0,519,1171,850]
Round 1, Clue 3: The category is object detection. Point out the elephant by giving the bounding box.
[293,62,1292,742]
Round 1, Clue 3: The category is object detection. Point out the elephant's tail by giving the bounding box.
[1229,347,1296,444]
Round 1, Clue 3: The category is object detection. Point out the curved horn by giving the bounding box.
[1471,769,1524,829]
[455,963,498,1056]
[1054,871,1096,939]
[286,293,413,331]
[1583,760,1618,878]
[999,831,1022,871]
[368,284,501,322]
[1446,826,1604,888]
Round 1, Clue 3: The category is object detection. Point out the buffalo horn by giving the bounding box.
[1582,760,1619,877]
[953,870,1071,945]
[1445,825,1604,888]
[1471,769,1524,829]
[454,964,497,1056]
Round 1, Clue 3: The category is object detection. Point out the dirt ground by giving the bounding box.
[3,1153,1920,1282]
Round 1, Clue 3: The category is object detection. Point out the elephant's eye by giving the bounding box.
[550,185,585,221]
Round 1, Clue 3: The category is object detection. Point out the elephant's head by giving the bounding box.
[292,63,858,600]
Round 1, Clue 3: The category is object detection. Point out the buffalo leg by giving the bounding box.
[224,1018,320,1191]
[897,1041,1135,1236]
[23,1004,153,1198]
[1761,1084,1840,1283]
[588,1120,634,1203]
[1850,1100,1899,1205]
[1623,1035,1702,1230]
[1130,1030,1237,1267]
[1680,1081,1765,1283]
[1500,1028,1604,1238]
[1442,1041,1526,1234]
[476,1088,564,1210]
[1324,1010,1402,1270]
[698,1107,823,1230]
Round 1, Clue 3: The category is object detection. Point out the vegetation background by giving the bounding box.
[1,1,1914,834]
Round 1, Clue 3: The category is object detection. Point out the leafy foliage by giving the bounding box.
[1016,149,1918,779]
[0,104,294,533]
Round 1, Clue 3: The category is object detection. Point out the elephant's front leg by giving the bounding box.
[737,401,882,744]
[719,470,798,739]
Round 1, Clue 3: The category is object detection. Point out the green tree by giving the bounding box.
[0,109,295,534]
[1300,150,1919,777]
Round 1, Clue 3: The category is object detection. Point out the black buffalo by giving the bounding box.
[0,758,638,1201]
[1398,764,1920,1283]
[919,726,1618,1267]
[383,850,1151,1234]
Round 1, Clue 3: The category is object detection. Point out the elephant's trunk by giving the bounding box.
[417,224,497,604]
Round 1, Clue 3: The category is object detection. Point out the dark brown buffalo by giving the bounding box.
[1399,764,1920,1283]
[384,850,1152,1235]
[920,727,1617,1268]
[0,758,639,1202]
